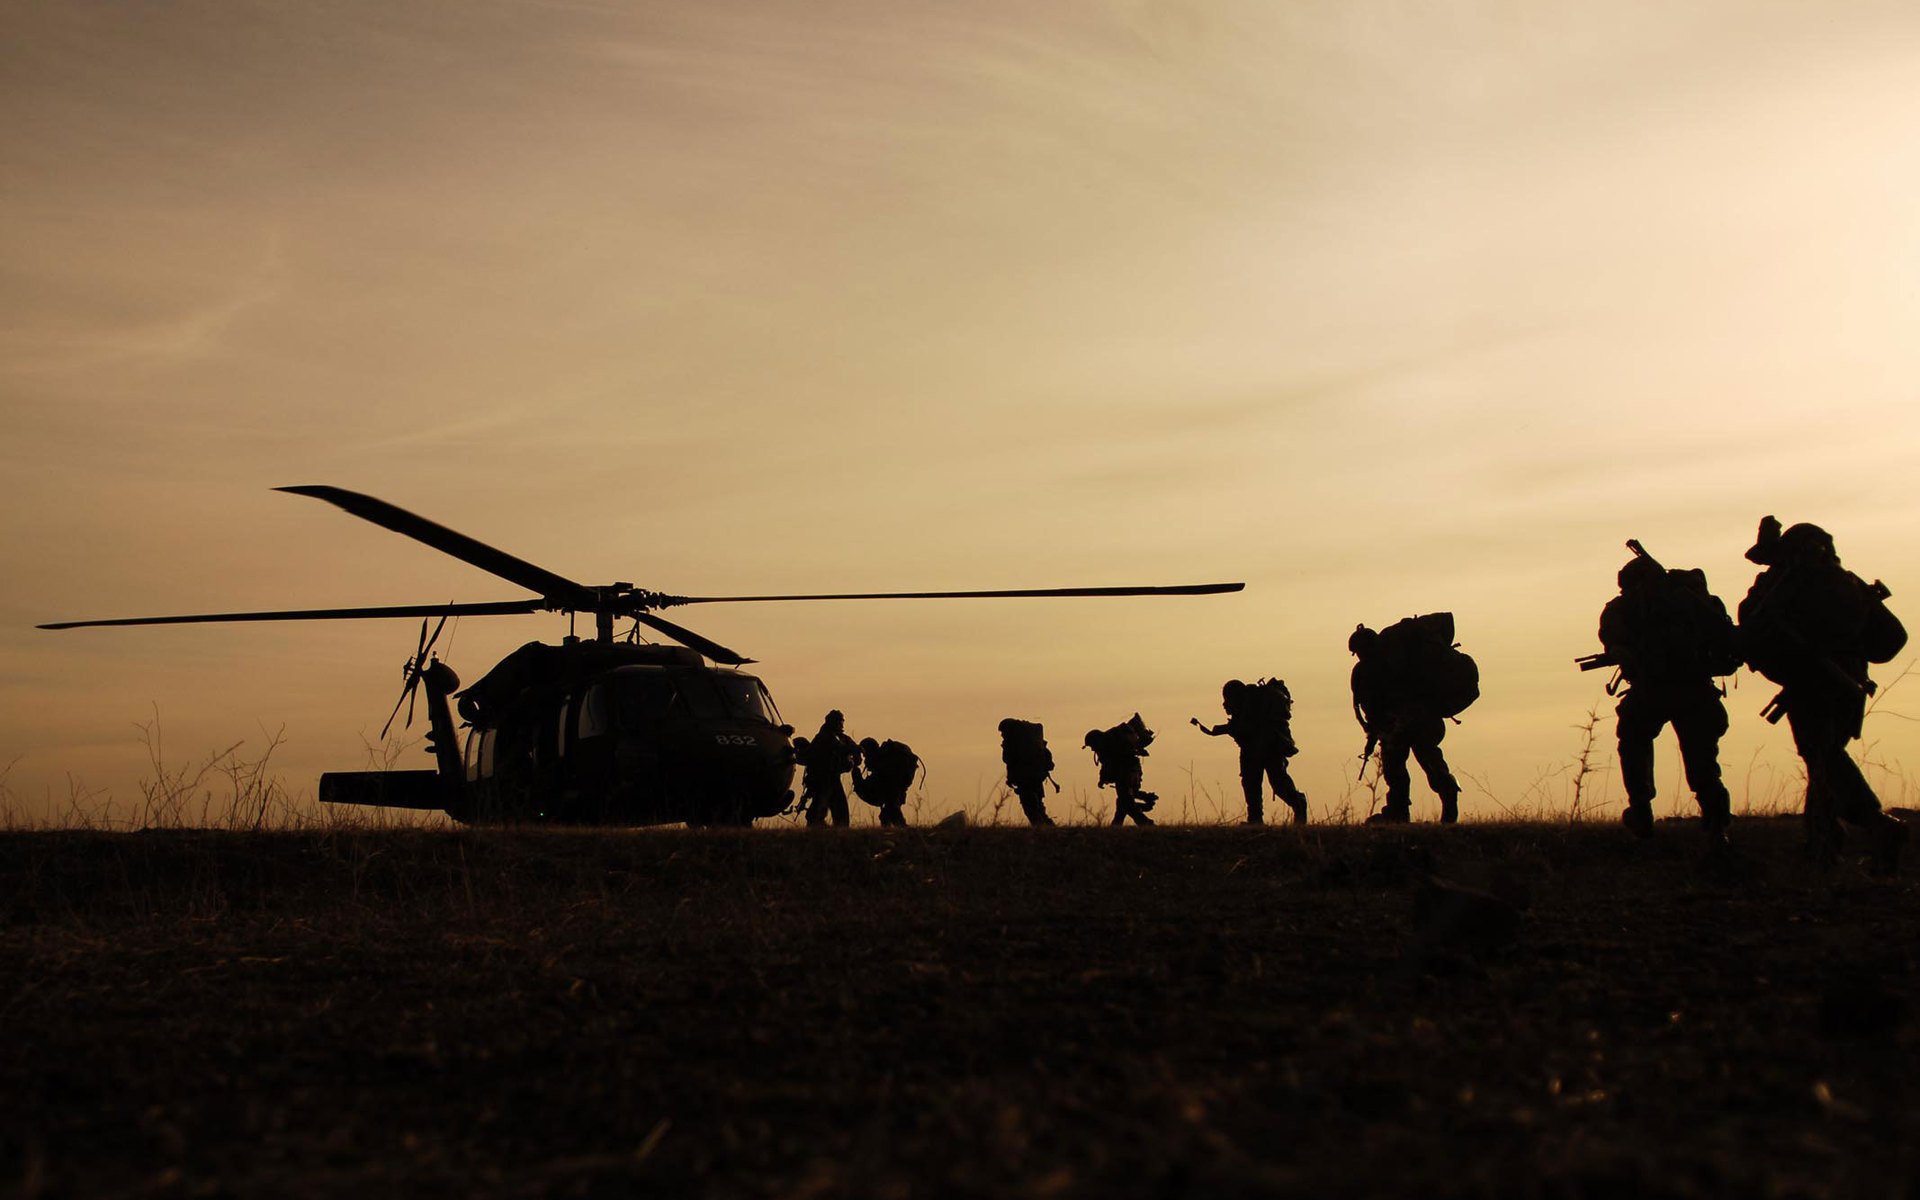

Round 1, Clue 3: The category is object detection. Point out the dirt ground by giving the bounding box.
[2,818,1917,1199]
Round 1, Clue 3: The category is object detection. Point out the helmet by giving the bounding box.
[1617,555,1664,591]
[1348,625,1378,656]
[1779,522,1837,563]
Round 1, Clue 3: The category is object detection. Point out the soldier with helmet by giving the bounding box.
[998,718,1059,826]
[851,736,920,827]
[1084,714,1158,827]
[1739,517,1909,871]
[1349,615,1477,824]
[1193,678,1307,825]
[1585,542,1741,843]
[798,709,861,827]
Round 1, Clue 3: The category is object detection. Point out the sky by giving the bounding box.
[4,0,1919,826]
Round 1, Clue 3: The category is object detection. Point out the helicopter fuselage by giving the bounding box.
[323,641,797,825]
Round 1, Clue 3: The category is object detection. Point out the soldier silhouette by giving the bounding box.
[1739,517,1908,871]
[798,710,861,827]
[998,718,1059,826]
[851,736,920,827]
[1350,615,1478,824]
[1586,542,1741,843]
[1084,714,1158,826]
[1192,678,1307,825]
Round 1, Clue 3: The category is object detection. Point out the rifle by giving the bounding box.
[1758,663,1879,725]
[1761,691,1788,725]
[1625,538,1664,572]
[1356,732,1376,779]
[1575,652,1615,672]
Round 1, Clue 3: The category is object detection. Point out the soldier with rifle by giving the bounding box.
[1193,678,1307,825]
[1350,615,1477,824]
[1738,517,1908,871]
[1084,714,1158,826]
[1578,539,1741,843]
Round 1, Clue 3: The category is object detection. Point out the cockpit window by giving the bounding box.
[714,674,774,722]
[673,672,775,722]
[612,674,683,727]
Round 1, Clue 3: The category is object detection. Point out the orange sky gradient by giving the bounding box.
[4,0,1919,825]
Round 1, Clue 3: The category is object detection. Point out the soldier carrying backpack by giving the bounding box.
[998,718,1059,826]
[1350,613,1478,824]
[1192,678,1307,825]
[1738,517,1908,872]
[1581,540,1741,843]
[1084,713,1158,827]
[851,737,921,827]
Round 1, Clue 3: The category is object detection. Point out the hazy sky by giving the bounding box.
[5,0,1918,824]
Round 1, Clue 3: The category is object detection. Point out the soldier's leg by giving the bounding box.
[1015,780,1054,826]
[1410,717,1460,823]
[879,798,908,827]
[1791,692,1902,872]
[1265,754,1307,824]
[1369,731,1413,823]
[1615,690,1663,837]
[1787,699,1849,862]
[1669,690,1731,837]
[827,781,850,827]
[802,788,827,826]
[1238,747,1265,825]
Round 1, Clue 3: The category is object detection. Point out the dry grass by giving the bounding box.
[3,819,1918,1198]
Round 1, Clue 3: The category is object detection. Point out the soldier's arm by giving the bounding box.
[1191,718,1229,736]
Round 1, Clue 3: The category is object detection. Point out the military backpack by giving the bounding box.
[1374,612,1480,718]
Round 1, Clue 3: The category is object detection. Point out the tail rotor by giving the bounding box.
[380,613,451,739]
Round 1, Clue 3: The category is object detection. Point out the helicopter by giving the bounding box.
[41,485,1245,826]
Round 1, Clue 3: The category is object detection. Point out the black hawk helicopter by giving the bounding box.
[41,486,1244,826]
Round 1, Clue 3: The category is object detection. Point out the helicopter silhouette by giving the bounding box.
[41,486,1245,826]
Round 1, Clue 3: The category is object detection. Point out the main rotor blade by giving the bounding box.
[661,582,1246,605]
[277,485,593,605]
[632,612,754,666]
[40,599,546,630]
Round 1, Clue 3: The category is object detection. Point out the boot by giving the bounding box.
[1621,802,1654,839]
[1439,792,1460,825]
[1365,806,1410,826]
[1289,794,1308,826]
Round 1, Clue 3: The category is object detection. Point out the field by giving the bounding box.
[3,818,1918,1199]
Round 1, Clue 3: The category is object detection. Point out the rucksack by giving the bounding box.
[1247,678,1293,724]
[1607,568,1741,682]
[1742,563,1907,683]
[999,719,1054,778]
[1375,613,1480,718]
[874,739,920,790]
